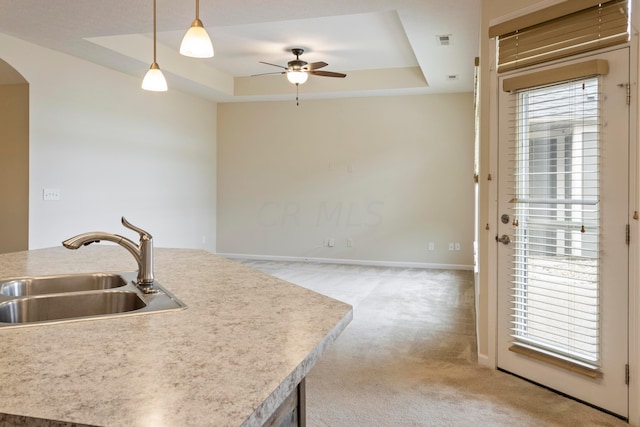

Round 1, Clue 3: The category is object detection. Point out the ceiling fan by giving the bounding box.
[255,48,347,84]
[253,48,347,105]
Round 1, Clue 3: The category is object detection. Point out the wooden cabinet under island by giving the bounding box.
[0,247,352,426]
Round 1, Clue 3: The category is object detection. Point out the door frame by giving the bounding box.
[483,40,639,423]
[628,27,640,425]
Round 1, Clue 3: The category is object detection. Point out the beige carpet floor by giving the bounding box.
[238,259,628,427]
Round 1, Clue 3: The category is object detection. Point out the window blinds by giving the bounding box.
[507,77,602,369]
[491,0,628,73]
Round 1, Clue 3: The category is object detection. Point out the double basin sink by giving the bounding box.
[0,272,186,327]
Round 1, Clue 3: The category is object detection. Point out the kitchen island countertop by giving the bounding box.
[0,246,352,426]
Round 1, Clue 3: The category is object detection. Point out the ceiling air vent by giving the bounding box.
[436,34,452,46]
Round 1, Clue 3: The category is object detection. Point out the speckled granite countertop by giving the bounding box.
[0,246,352,426]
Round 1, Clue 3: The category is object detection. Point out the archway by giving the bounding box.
[0,58,29,253]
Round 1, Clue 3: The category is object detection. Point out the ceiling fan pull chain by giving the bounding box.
[296,83,300,106]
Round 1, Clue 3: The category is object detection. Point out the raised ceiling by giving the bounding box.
[0,0,480,102]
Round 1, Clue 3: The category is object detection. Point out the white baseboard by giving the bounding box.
[477,353,493,368]
[218,252,474,271]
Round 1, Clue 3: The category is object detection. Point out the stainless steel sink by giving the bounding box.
[0,291,146,323]
[0,272,186,328]
[0,272,127,297]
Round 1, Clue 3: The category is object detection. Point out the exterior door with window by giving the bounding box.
[497,48,629,418]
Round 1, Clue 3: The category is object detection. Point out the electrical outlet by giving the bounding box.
[347,238,353,247]
[448,242,454,251]
[43,188,61,201]
[455,242,461,251]
[428,242,435,251]
[328,238,335,247]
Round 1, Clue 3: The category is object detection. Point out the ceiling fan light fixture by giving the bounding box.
[180,0,214,58]
[287,70,308,85]
[180,19,214,58]
[142,62,168,91]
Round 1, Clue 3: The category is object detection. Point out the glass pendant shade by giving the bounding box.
[142,62,168,91]
[287,70,308,85]
[180,19,214,58]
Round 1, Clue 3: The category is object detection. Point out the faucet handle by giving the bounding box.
[121,217,153,240]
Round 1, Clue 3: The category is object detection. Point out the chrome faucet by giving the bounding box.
[62,217,155,292]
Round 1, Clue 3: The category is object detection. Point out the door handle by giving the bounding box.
[496,234,511,245]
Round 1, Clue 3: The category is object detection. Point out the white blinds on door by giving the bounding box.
[507,77,601,369]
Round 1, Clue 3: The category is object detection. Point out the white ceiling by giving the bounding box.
[0,0,481,102]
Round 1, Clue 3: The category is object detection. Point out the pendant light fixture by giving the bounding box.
[142,0,168,91]
[180,0,214,58]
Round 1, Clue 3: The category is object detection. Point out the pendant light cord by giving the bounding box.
[153,0,157,63]
[196,0,200,20]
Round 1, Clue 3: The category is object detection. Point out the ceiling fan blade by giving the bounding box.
[259,61,288,70]
[309,70,347,78]
[304,61,328,70]
[250,71,286,77]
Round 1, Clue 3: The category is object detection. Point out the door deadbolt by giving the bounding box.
[496,234,511,245]
[501,214,510,224]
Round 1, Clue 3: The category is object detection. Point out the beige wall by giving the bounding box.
[217,94,475,267]
[0,33,217,252]
[0,83,28,253]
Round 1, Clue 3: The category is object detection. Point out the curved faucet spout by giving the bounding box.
[63,232,136,250]
[62,217,154,289]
